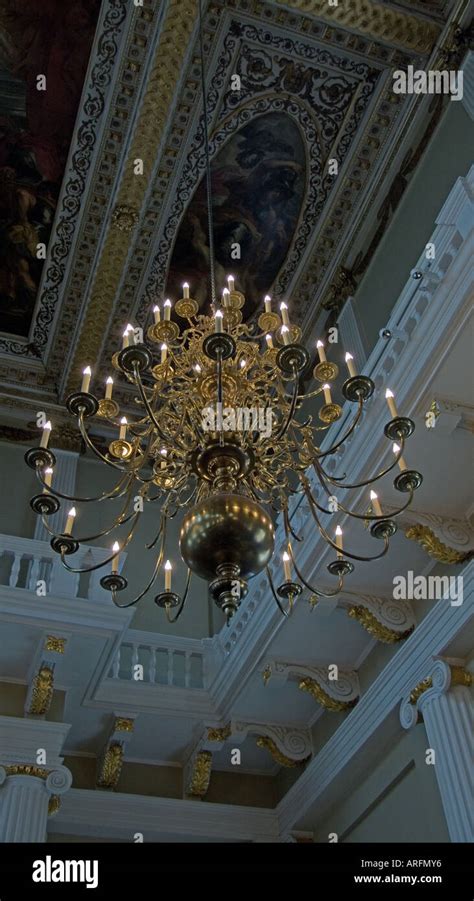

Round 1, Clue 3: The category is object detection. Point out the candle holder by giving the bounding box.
[203,333,236,361]
[384,416,415,441]
[276,343,309,377]
[30,494,60,516]
[223,308,242,330]
[342,375,375,403]
[24,447,56,471]
[66,392,99,418]
[313,361,339,382]
[117,344,152,374]
[394,470,423,492]
[258,311,280,333]
[147,321,179,344]
[100,573,128,592]
[175,297,199,319]
[319,403,343,423]
[276,324,302,345]
[108,439,133,460]
[277,580,303,601]
[228,290,245,310]
[51,535,79,556]
[97,398,120,419]
[327,559,354,577]
[154,590,180,609]
[370,518,397,539]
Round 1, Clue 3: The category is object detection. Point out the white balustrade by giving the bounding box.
[109,629,206,690]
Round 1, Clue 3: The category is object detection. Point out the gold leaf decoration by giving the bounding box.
[45,636,66,654]
[299,677,358,711]
[114,717,135,733]
[207,724,232,742]
[187,751,213,797]
[96,742,124,790]
[405,525,473,565]
[256,737,310,769]
[348,605,414,643]
[28,665,54,716]
[48,795,61,817]
[409,677,433,705]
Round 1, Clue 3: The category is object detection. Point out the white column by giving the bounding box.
[0,766,72,842]
[34,450,79,542]
[400,660,473,843]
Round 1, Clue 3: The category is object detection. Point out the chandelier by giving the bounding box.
[24,5,422,626]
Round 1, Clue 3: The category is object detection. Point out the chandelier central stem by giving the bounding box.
[198,0,217,309]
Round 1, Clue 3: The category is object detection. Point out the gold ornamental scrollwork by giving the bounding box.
[405,524,473,565]
[409,676,433,705]
[256,736,310,768]
[28,665,55,716]
[299,677,358,712]
[347,605,414,643]
[45,636,66,654]
[187,750,213,797]
[114,717,135,733]
[207,724,232,742]
[96,742,124,790]
[4,765,49,779]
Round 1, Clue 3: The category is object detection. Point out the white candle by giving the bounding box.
[215,310,223,333]
[194,363,201,374]
[65,507,76,535]
[222,288,230,308]
[161,343,168,363]
[81,366,92,393]
[43,467,53,494]
[105,376,113,400]
[122,327,131,349]
[385,389,398,418]
[183,283,190,299]
[112,541,120,574]
[370,490,383,516]
[393,442,407,472]
[119,417,127,440]
[280,302,290,326]
[164,299,172,321]
[316,340,326,363]
[281,325,290,345]
[322,383,332,404]
[345,353,357,378]
[282,551,292,582]
[153,305,161,324]
[227,275,235,293]
[264,295,272,313]
[335,525,343,558]
[40,421,52,449]
[265,334,274,349]
[160,448,167,471]
[164,559,172,591]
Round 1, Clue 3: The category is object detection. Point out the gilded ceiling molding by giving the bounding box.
[186,750,213,797]
[405,524,474,565]
[274,0,440,53]
[207,724,232,743]
[96,742,124,790]
[262,660,359,709]
[4,765,49,779]
[65,0,197,394]
[45,636,67,654]
[256,737,310,769]
[111,204,140,232]
[114,717,135,733]
[27,665,55,717]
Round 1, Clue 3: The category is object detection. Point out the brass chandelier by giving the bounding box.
[25,3,422,625]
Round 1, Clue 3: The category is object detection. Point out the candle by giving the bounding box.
[282,551,292,582]
[160,448,167,471]
[265,334,274,349]
[345,353,357,378]
[335,525,343,558]
[164,299,172,321]
[65,507,76,535]
[153,305,161,324]
[222,288,230,308]
[119,417,127,440]
[105,377,113,400]
[281,325,290,345]
[264,295,272,314]
[316,340,326,363]
[385,389,398,419]
[194,363,201,374]
[280,302,290,326]
[43,467,53,494]
[215,310,223,333]
[122,327,131,349]
[393,442,407,472]
[164,559,172,591]
[183,283,190,299]
[81,366,92,393]
[227,275,235,293]
[370,490,383,516]
[112,541,120,574]
[322,383,332,404]
[40,421,52,449]
[161,343,168,363]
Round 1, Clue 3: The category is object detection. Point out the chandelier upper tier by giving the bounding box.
[26,282,422,623]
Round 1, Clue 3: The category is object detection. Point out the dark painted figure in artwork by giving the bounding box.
[0,0,101,337]
[166,113,306,318]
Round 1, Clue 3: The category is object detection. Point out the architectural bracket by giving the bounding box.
[262,660,359,710]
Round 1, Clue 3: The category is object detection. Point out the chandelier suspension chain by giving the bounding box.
[198,0,217,310]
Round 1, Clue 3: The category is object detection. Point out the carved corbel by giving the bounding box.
[232,721,312,768]
[96,715,136,790]
[183,748,213,798]
[384,507,474,564]
[25,633,69,716]
[340,592,415,643]
[262,660,359,711]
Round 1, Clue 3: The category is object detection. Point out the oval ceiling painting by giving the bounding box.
[166,112,306,318]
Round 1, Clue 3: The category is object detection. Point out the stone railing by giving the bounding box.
[108,629,206,689]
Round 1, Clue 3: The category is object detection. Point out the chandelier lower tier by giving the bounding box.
[26,283,422,624]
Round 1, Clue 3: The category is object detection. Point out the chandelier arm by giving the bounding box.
[287,544,344,598]
[109,516,169,608]
[265,566,291,618]
[271,370,300,443]
[304,477,415,522]
[132,365,180,447]
[35,467,133,503]
[78,412,145,474]
[303,484,391,562]
[283,505,304,542]
[59,513,140,573]
[164,568,192,624]
[313,435,407,489]
[314,396,364,459]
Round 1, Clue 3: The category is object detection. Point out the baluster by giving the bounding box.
[112,645,121,679]
[198,654,204,689]
[131,643,139,680]
[184,651,191,688]
[148,646,156,684]
[29,556,41,591]
[167,648,173,686]
[9,552,21,588]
